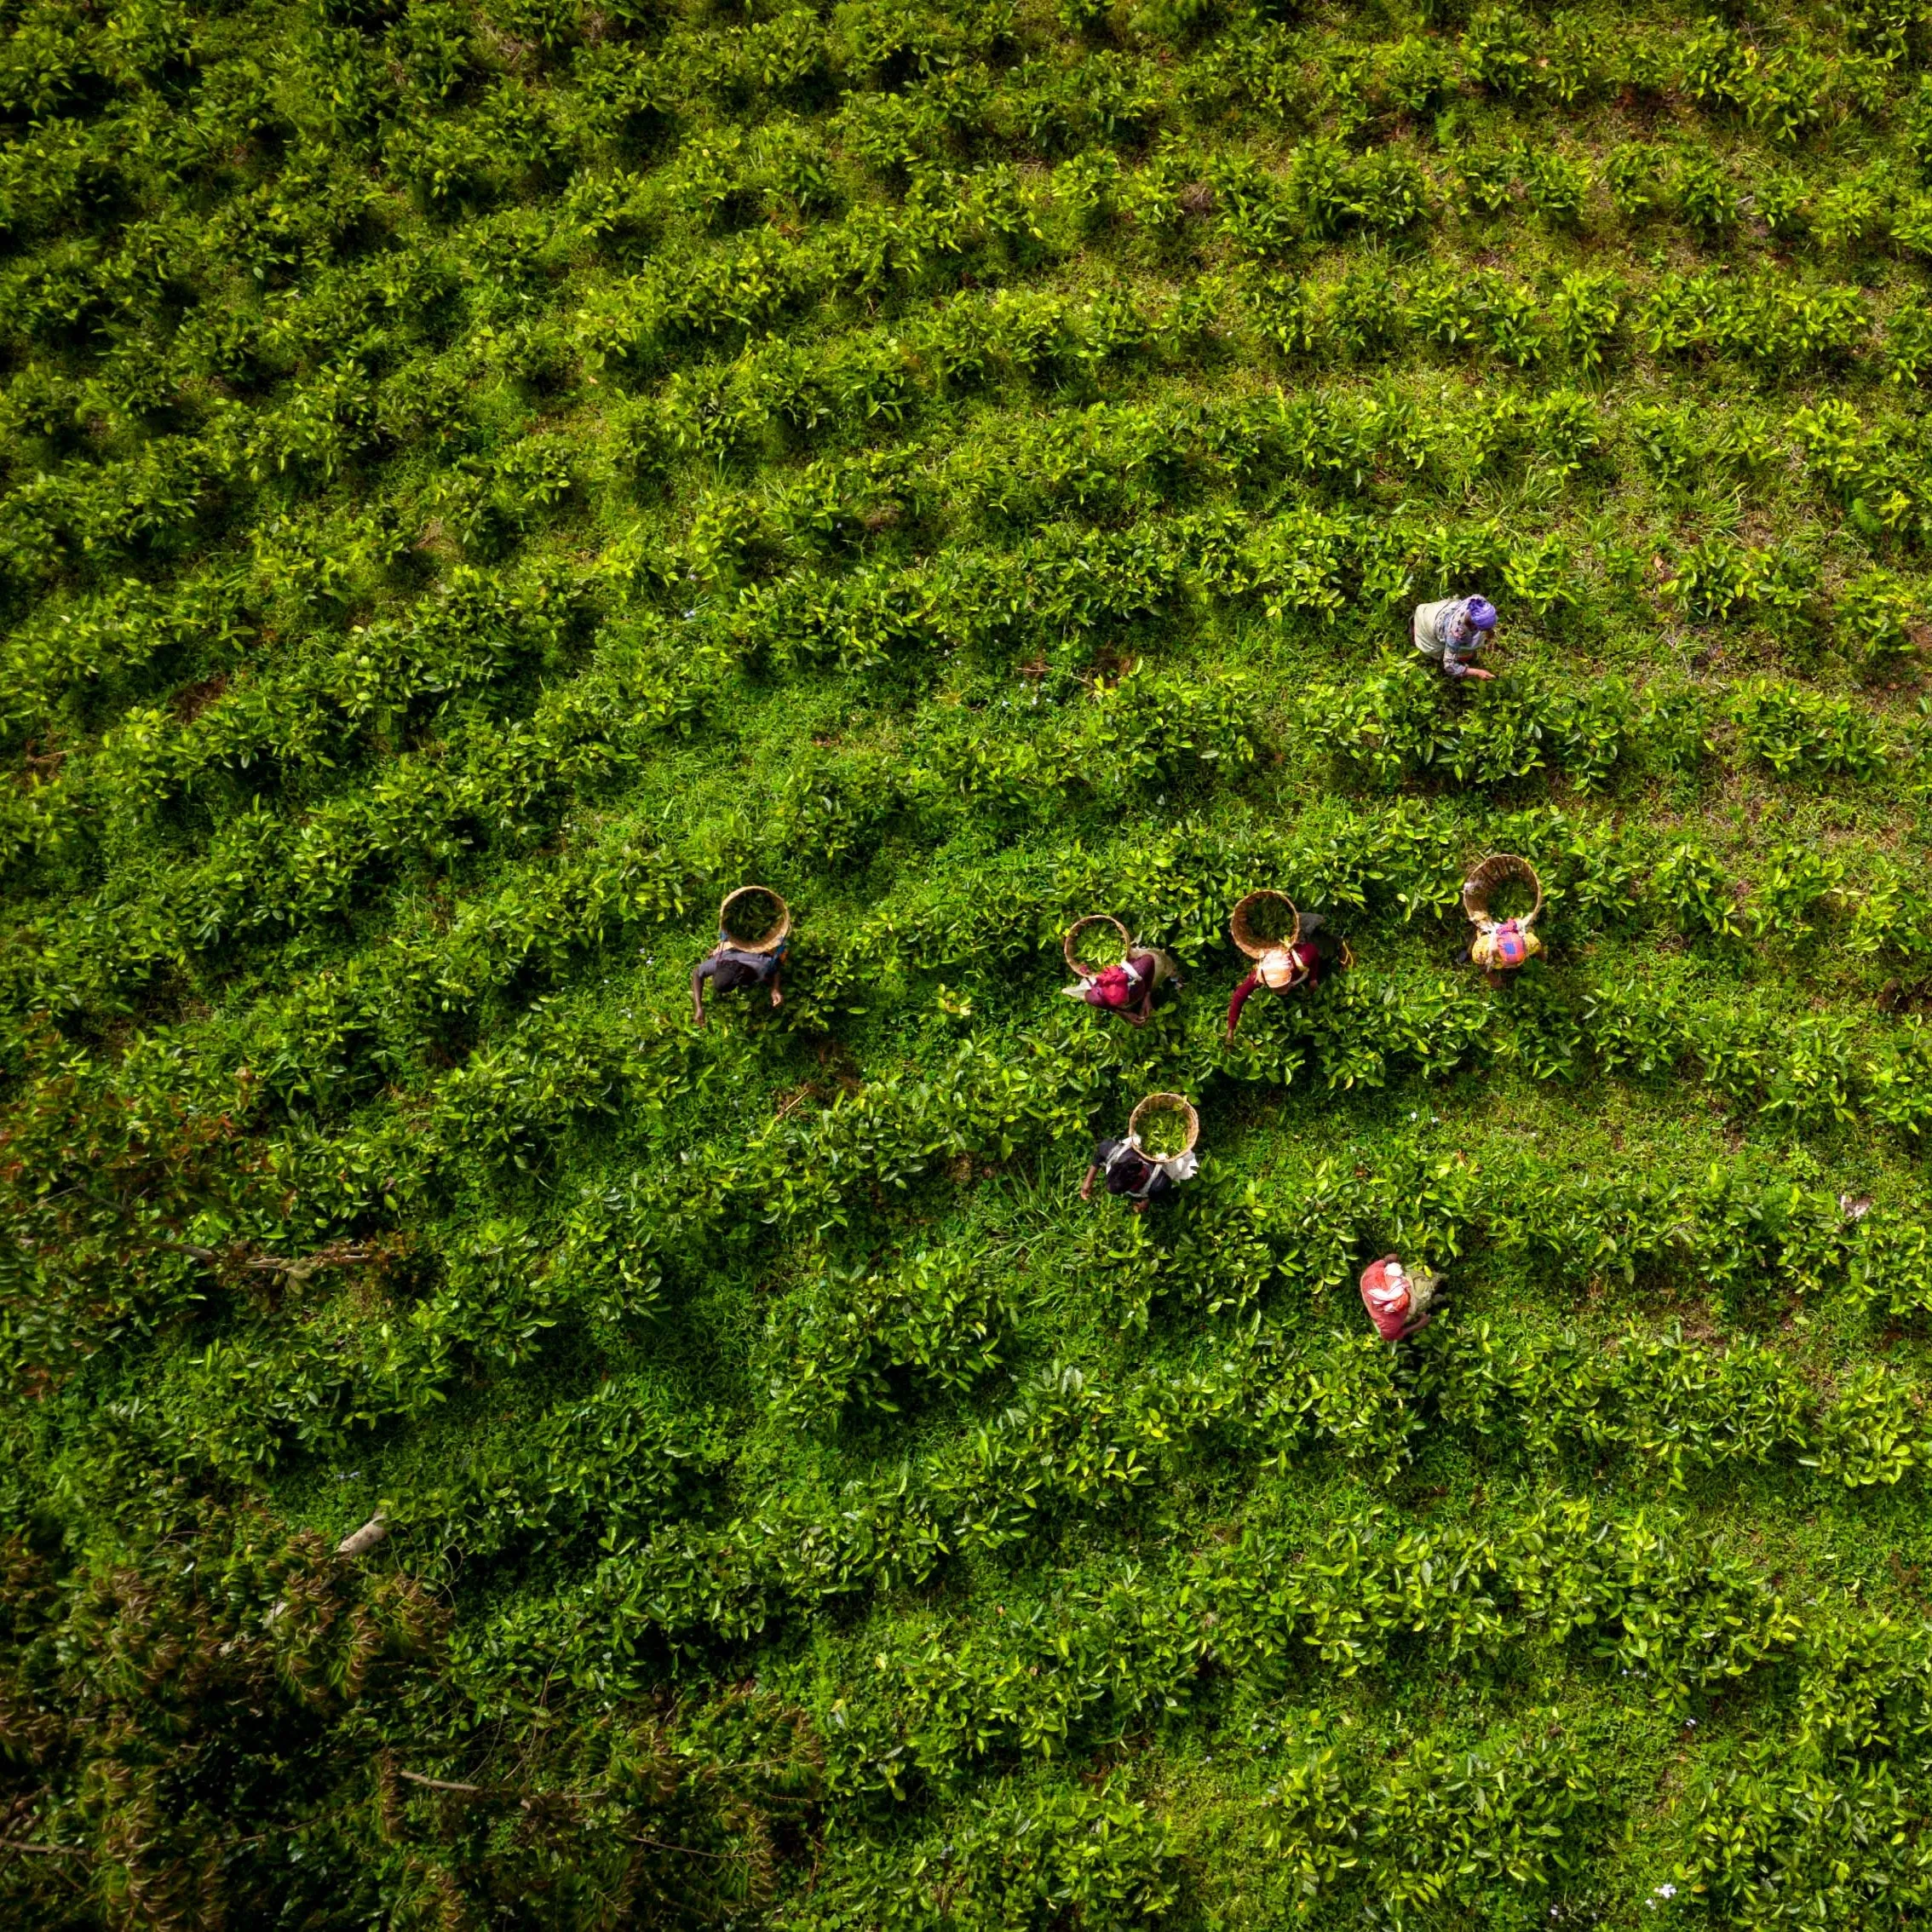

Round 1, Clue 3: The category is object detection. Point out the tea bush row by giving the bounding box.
[5,493,1921,899]
[1313,662,1912,792]
[43,1108,1932,1504]
[6,200,1931,601]
[449,1367,1929,1714]
[13,259,1929,576]
[788,1778,1181,1932]
[8,12,1924,267]
[9,641,1922,1058]
[796,1496,1902,1789]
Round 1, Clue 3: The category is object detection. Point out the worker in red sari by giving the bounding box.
[1223,911,1341,1042]
[1065,946,1181,1027]
[1359,1256,1443,1342]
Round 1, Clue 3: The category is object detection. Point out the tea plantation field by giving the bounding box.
[6,0,1932,1921]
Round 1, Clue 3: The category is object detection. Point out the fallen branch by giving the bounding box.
[399,1771,482,1796]
[163,1240,375,1284]
[336,1512,389,1559]
[621,1833,739,1861]
[248,1245,374,1285]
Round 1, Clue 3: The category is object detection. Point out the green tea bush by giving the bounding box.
[5,0,1932,1919]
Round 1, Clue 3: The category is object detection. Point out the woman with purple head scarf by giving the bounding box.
[1412,594,1498,681]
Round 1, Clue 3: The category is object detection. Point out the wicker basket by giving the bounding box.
[1127,1092,1200,1158]
[1229,889,1300,959]
[1064,915,1133,977]
[719,886,791,953]
[1461,854,1543,929]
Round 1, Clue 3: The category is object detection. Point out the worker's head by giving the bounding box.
[1465,596,1498,632]
[1084,963,1135,1007]
[1257,946,1301,992]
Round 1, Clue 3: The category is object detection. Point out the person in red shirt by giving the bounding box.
[1067,948,1180,1027]
[1359,1255,1443,1342]
[1224,911,1341,1042]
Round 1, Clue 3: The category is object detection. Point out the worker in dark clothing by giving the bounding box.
[1078,1132,1199,1214]
[692,940,785,1025]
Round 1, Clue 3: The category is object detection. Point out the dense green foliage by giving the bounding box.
[4,0,1932,1918]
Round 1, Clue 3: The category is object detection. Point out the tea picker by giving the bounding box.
[1413,593,1498,681]
[1080,1094,1199,1214]
[1062,916,1182,1029]
[1458,854,1544,986]
[1222,891,1347,1043]
[1360,1255,1444,1341]
[692,886,791,1026]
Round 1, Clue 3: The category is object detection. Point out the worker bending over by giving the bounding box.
[1225,911,1341,1042]
[1413,593,1498,681]
[1067,947,1181,1027]
[1080,1133,1199,1213]
[692,939,785,1025]
[1360,1255,1443,1341]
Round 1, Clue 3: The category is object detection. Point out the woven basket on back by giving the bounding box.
[1127,1092,1200,1158]
[1229,889,1301,959]
[1461,854,1543,928]
[1064,915,1133,977]
[719,886,791,953]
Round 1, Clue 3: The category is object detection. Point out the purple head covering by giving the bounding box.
[1465,596,1498,631]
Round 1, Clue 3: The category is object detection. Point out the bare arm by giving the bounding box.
[691,957,714,1026]
[1224,969,1261,1043]
[1079,1164,1098,1202]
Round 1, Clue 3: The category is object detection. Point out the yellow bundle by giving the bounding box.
[1471,922,1543,970]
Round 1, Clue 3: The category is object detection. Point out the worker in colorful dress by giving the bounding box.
[1464,917,1542,978]
[1360,1256,1443,1341]
[1457,855,1544,985]
[1413,593,1498,681]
